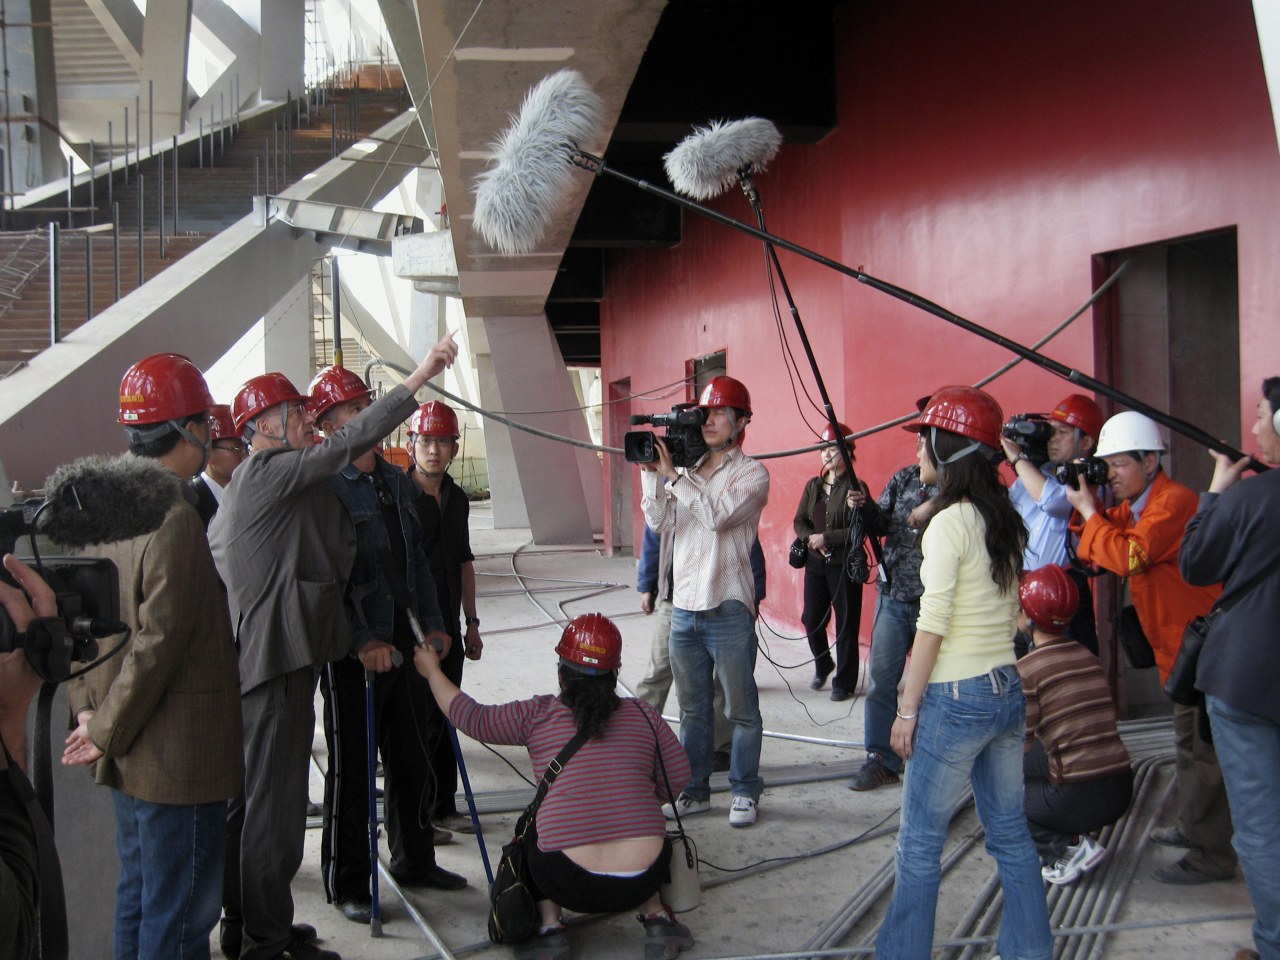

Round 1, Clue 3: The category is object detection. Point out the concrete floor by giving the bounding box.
[270,502,1259,960]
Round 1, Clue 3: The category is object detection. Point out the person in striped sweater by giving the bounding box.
[414,613,694,960]
[1017,565,1133,885]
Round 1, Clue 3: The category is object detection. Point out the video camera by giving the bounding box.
[1054,456,1109,489]
[0,501,123,684]
[624,404,710,470]
[1001,413,1053,466]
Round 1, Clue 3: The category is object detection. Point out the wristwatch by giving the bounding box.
[465,616,481,627]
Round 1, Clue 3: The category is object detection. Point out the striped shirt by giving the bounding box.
[1017,635,1130,784]
[641,447,770,613]
[449,692,690,852]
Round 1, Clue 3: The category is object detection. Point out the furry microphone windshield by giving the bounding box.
[39,454,184,548]
[472,69,604,256]
[663,118,783,201]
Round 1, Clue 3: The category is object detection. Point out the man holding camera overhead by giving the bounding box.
[1000,393,1105,655]
[640,376,770,829]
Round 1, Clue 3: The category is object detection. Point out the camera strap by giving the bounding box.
[3,736,69,960]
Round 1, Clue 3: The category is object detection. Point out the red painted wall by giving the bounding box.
[600,0,1280,642]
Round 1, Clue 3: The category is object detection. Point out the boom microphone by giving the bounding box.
[39,454,183,548]
[472,69,604,255]
[663,118,783,201]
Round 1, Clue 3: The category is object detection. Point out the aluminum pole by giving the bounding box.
[112,201,121,302]
[49,223,60,344]
[172,135,178,235]
[85,232,93,323]
[137,174,144,285]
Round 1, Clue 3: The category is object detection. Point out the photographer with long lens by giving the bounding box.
[1,554,58,960]
[1000,393,1105,655]
[62,354,243,960]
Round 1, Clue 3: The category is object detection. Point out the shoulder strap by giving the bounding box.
[1212,548,1280,616]
[526,727,590,820]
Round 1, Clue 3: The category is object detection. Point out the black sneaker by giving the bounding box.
[848,755,901,791]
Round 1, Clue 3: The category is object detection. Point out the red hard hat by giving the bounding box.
[208,404,237,441]
[903,386,1004,450]
[1018,564,1080,632]
[118,353,215,425]
[308,366,374,421]
[555,613,622,672]
[698,376,751,417]
[820,421,853,451]
[1049,393,1104,440]
[232,373,308,431]
[408,401,460,439]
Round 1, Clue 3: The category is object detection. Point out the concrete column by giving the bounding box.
[138,0,193,139]
[480,315,595,543]
[263,273,314,388]
[260,0,305,101]
[4,0,63,190]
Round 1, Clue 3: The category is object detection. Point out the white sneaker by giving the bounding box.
[728,795,757,828]
[662,794,711,820]
[1041,834,1106,885]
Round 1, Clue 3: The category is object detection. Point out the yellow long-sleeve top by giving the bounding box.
[916,502,1019,683]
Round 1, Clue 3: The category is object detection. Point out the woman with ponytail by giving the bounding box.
[875,387,1052,960]
[414,613,693,960]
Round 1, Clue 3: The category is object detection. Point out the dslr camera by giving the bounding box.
[1001,413,1053,466]
[1054,456,1109,489]
[0,501,122,683]
[624,404,710,470]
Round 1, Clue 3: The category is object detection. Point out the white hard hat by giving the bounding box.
[1094,411,1166,458]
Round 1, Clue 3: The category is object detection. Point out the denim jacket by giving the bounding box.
[328,456,445,654]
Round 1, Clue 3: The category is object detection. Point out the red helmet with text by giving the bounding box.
[555,613,622,673]
[307,366,374,422]
[698,376,751,418]
[208,404,237,441]
[407,401,460,439]
[1049,393,1104,440]
[820,421,854,451]
[903,385,1003,450]
[232,373,308,432]
[1019,564,1080,633]
[118,353,215,425]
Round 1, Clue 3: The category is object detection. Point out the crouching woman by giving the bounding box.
[414,613,694,960]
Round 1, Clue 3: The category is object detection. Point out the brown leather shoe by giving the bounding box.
[1233,949,1261,960]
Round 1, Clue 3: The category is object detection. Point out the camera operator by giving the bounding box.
[0,554,57,960]
[640,376,769,828]
[1000,393,1104,655]
[1064,410,1234,886]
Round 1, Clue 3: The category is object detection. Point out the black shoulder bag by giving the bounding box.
[1164,552,1280,706]
[488,728,589,945]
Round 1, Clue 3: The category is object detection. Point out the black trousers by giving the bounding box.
[1023,740,1133,863]
[320,652,439,902]
[800,556,863,694]
[527,837,671,915]
[426,631,466,819]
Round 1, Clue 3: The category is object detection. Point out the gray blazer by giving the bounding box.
[209,385,418,693]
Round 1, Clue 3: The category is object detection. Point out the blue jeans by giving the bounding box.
[876,666,1052,960]
[864,594,918,773]
[668,600,763,801]
[1207,695,1280,960]
[112,790,226,960]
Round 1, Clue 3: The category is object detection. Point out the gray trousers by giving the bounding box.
[634,598,731,752]
[1172,701,1237,877]
[223,667,318,960]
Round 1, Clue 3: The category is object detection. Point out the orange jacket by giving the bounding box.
[1075,470,1220,683]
